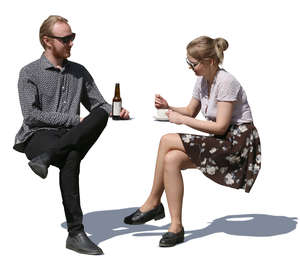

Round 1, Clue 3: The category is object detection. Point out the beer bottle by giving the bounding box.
[112,83,122,120]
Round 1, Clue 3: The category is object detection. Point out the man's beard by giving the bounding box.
[52,46,70,59]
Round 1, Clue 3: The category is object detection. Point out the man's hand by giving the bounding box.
[80,117,84,122]
[166,110,185,125]
[120,108,130,119]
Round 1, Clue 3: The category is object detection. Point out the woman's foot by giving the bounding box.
[168,223,183,234]
[123,203,165,225]
[159,227,185,247]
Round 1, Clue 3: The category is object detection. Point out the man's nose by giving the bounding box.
[67,40,73,47]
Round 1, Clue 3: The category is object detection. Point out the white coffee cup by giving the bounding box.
[157,109,168,118]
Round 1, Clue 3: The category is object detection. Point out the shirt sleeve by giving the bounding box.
[192,77,202,101]
[18,68,80,128]
[81,67,112,114]
[216,78,241,102]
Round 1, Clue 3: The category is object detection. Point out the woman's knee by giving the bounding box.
[164,150,183,169]
[159,133,177,147]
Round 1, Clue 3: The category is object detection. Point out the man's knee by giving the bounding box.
[65,151,81,165]
[92,107,109,129]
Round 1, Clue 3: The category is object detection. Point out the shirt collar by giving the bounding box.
[40,53,69,71]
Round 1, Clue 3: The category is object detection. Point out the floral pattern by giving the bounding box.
[179,123,261,193]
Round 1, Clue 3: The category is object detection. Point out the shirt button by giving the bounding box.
[63,101,67,104]
[62,86,65,90]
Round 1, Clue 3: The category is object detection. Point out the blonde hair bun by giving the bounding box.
[187,36,229,65]
[214,38,229,52]
[214,38,228,64]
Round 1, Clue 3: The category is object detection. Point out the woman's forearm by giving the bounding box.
[169,106,194,117]
[182,115,227,135]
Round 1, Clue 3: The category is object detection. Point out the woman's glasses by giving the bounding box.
[186,58,199,70]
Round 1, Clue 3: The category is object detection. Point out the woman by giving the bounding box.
[124,36,261,247]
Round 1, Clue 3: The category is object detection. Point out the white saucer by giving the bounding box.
[153,116,169,121]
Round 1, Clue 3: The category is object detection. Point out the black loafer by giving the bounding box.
[66,231,104,255]
[159,227,184,247]
[28,153,51,179]
[124,203,165,225]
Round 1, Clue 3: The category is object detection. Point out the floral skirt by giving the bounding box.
[179,122,261,193]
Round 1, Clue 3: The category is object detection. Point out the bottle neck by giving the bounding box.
[114,83,120,99]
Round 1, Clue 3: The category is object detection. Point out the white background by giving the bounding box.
[1,0,299,269]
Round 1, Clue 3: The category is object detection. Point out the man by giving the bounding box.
[13,15,129,255]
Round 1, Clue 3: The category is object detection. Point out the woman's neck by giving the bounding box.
[205,66,219,87]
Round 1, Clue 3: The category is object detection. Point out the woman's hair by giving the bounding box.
[186,36,229,65]
[39,15,69,48]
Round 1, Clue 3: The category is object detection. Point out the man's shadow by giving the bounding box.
[61,207,169,244]
[61,209,298,245]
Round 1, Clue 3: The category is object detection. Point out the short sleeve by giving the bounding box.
[192,77,202,101]
[216,78,241,102]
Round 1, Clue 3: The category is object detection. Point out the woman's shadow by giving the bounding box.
[61,209,297,244]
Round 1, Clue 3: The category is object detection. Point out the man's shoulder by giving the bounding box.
[67,60,93,78]
[20,58,41,73]
[67,60,86,71]
[19,58,42,80]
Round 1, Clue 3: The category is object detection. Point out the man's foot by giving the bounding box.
[28,153,51,179]
[66,231,104,255]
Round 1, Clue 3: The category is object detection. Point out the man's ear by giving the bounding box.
[42,36,52,49]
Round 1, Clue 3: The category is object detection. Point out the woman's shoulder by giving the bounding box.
[217,69,241,86]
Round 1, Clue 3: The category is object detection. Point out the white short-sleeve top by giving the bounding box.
[192,69,253,125]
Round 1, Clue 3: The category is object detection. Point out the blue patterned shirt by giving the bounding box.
[14,54,112,152]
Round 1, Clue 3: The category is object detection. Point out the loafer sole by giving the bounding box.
[66,243,104,255]
[125,212,165,225]
[159,236,184,247]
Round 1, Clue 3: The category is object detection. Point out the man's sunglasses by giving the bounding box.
[47,33,76,44]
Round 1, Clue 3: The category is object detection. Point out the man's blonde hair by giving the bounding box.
[39,15,69,48]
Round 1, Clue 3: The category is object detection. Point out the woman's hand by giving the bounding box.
[166,110,185,125]
[155,94,169,109]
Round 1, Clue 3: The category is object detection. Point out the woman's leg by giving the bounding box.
[141,133,196,213]
[163,149,196,233]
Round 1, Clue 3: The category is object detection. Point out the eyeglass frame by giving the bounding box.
[186,57,200,70]
[186,57,211,70]
[46,33,76,44]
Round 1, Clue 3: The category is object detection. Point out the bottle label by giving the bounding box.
[113,101,122,116]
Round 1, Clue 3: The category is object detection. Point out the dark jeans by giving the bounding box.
[24,107,109,235]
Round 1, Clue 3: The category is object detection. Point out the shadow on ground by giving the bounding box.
[61,208,297,244]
